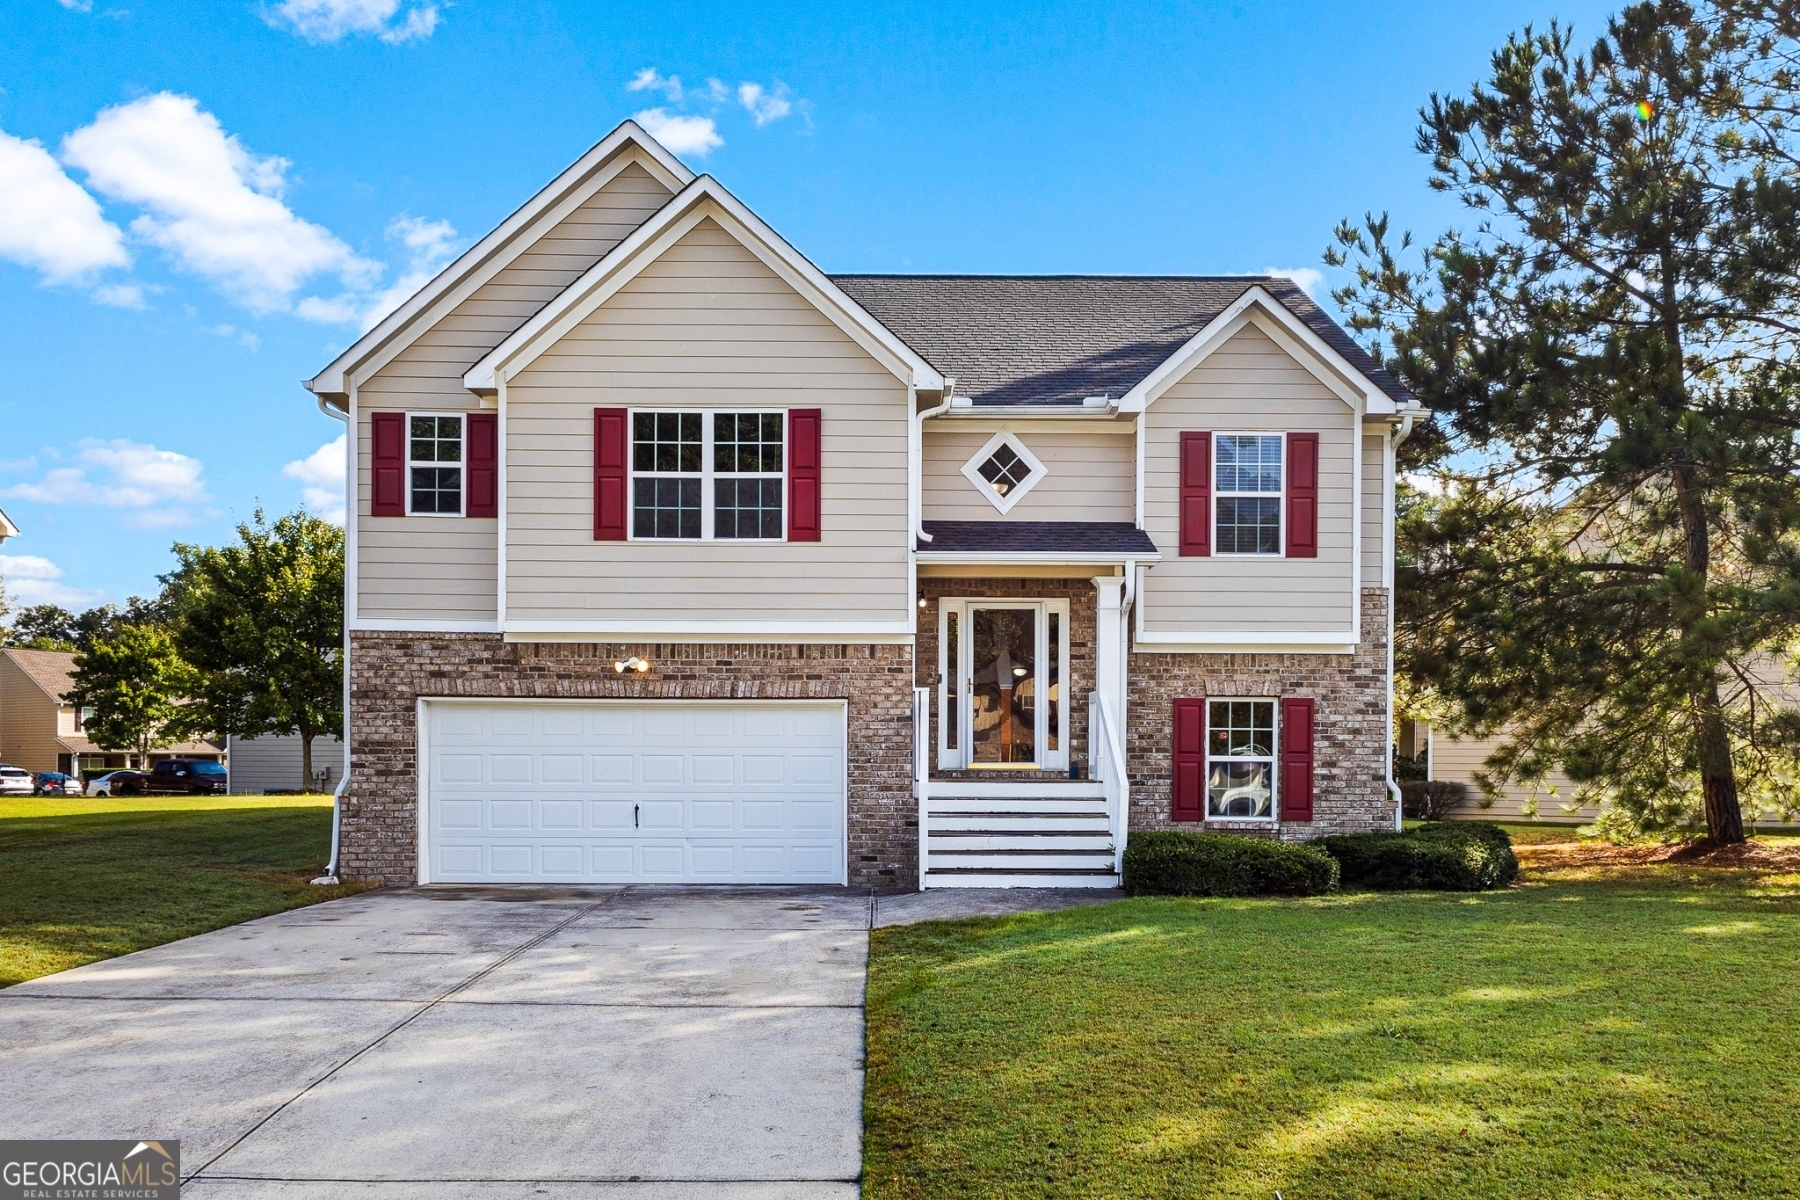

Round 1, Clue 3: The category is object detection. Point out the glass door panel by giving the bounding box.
[970,606,1037,765]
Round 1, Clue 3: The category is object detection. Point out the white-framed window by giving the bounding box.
[630,410,785,540]
[960,431,1047,515]
[1214,433,1283,554]
[1207,699,1276,819]
[408,413,464,516]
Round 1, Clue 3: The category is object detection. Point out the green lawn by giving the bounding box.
[865,848,1800,1199]
[0,794,364,987]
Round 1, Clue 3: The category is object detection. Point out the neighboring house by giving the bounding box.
[0,508,18,543]
[0,647,223,774]
[226,733,344,794]
[303,120,1421,889]
[1415,725,1595,823]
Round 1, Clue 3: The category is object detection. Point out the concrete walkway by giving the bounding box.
[0,886,874,1198]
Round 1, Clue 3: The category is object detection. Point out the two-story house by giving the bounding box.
[304,121,1420,888]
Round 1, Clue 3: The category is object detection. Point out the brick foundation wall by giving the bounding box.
[344,633,917,886]
[915,577,1098,783]
[1124,588,1394,840]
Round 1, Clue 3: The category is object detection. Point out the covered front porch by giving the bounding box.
[910,521,1156,887]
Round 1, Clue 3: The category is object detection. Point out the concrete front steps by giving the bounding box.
[921,783,1119,888]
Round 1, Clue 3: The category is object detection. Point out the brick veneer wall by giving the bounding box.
[343,633,917,886]
[1125,588,1394,840]
[915,577,1098,783]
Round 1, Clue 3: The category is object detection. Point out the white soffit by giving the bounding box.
[1117,286,1398,416]
[304,120,695,400]
[464,176,945,393]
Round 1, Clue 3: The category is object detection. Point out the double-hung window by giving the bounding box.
[1207,699,1276,819]
[409,414,463,515]
[631,410,784,540]
[1214,433,1283,554]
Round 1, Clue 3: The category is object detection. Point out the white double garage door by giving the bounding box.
[421,700,847,884]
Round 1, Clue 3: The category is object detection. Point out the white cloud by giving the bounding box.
[200,322,261,350]
[57,0,94,10]
[633,109,722,157]
[283,433,346,525]
[61,93,379,314]
[627,68,683,103]
[266,0,439,43]
[1264,266,1324,297]
[737,82,792,127]
[2,439,208,513]
[340,214,460,331]
[0,555,108,608]
[92,283,145,308]
[0,124,129,285]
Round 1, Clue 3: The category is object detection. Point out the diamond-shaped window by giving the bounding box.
[977,444,1032,496]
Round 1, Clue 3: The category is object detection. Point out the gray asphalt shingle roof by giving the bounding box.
[829,275,1410,408]
[918,521,1160,556]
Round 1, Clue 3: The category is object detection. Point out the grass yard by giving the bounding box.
[865,832,1800,1199]
[0,794,364,987]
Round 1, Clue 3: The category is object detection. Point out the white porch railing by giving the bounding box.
[1089,690,1130,875]
[913,686,931,889]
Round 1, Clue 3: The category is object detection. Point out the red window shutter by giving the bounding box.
[1172,697,1205,821]
[1178,432,1211,557]
[1286,432,1319,558]
[1280,697,1315,821]
[788,408,822,542]
[593,408,627,541]
[370,412,405,516]
[466,413,498,518]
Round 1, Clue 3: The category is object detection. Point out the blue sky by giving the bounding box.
[0,0,1619,613]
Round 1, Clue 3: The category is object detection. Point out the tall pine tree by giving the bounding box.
[1331,1,1800,841]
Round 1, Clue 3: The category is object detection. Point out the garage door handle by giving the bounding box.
[634,803,639,828]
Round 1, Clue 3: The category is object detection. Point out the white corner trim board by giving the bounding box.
[463,176,946,395]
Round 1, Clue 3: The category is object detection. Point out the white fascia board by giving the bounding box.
[915,550,1163,566]
[1118,286,1397,416]
[503,620,914,644]
[466,176,945,394]
[306,122,694,399]
[1133,629,1358,655]
[351,618,502,633]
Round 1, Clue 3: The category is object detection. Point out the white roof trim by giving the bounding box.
[305,121,695,399]
[1117,285,1399,416]
[464,176,945,393]
[915,549,1163,565]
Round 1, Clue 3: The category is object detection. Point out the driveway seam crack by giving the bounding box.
[182,888,627,1185]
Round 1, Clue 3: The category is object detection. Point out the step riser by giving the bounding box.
[927,798,1111,814]
[922,874,1119,889]
[930,853,1118,870]
[925,782,1107,799]
[931,816,1111,832]
[928,835,1114,850]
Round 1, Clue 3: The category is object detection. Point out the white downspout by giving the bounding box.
[312,391,350,885]
[1386,409,1419,830]
[913,378,954,544]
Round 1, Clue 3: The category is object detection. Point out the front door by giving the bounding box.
[941,599,1069,771]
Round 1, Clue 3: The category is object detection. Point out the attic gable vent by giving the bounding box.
[960,432,1047,515]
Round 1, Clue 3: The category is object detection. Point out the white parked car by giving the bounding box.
[0,765,34,795]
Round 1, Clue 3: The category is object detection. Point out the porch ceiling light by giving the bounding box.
[614,656,652,674]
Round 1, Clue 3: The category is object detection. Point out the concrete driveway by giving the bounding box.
[0,886,873,1198]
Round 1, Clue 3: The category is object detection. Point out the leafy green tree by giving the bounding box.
[7,604,79,650]
[168,511,344,792]
[1329,0,1800,842]
[65,622,198,762]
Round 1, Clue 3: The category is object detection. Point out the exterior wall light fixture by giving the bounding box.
[614,656,652,674]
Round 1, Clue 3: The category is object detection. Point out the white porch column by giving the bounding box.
[1092,576,1126,712]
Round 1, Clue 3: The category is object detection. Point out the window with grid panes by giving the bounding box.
[1207,699,1275,818]
[409,415,463,514]
[713,412,784,538]
[1214,434,1283,553]
[630,411,785,539]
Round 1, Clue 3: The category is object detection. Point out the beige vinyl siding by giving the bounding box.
[922,428,1134,522]
[1362,432,1386,587]
[354,160,675,622]
[0,653,61,771]
[1430,731,1597,822]
[226,733,344,794]
[504,217,911,625]
[1139,321,1358,635]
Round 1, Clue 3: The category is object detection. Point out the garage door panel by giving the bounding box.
[426,701,846,884]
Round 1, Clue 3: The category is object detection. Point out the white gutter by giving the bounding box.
[913,378,955,544]
[311,394,352,884]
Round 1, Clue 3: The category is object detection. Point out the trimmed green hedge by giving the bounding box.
[1321,821,1519,891]
[1122,831,1339,897]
